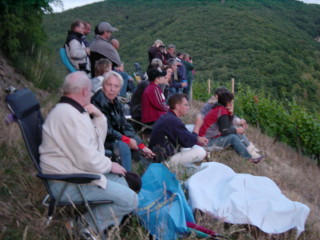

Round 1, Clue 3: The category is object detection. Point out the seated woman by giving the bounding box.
[141,68,169,125]
[90,58,112,94]
[201,87,262,158]
[199,91,264,163]
[92,71,155,171]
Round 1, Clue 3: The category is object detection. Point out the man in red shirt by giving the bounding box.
[141,68,169,124]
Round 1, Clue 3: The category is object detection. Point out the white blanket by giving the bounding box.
[185,162,310,236]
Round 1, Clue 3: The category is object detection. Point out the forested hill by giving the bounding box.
[44,0,320,111]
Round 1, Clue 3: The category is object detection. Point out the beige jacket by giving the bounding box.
[39,102,112,189]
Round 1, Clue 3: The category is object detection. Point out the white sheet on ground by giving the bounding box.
[185,162,310,236]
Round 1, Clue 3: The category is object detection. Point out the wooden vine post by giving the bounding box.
[231,78,235,113]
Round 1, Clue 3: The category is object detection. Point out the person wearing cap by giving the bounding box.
[141,68,169,124]
[90,22,121,77]
[65,20,91,73]
[149,93,208,166]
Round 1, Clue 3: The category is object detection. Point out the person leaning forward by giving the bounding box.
[39,71,137,238]
[149,93,208,166]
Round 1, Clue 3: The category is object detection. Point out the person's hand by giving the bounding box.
[193,114,204,134]
[226,105,234,115]
[111,162,126,176]
[236,127,245,134]
[84,104,103,117]
[181,82,188,88]
[195,113,204,127]
[197,136,209,146]
[128,138,138,150]
[141,147,155,158]
[240,119,248,129]
[85,48,90,56]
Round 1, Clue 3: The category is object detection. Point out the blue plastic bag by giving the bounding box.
[136,163,195,240]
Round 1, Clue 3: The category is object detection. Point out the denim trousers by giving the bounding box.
[49,173,138,234]
[208,134,251,159]
[237,133,250,147]
[112,135,143,171]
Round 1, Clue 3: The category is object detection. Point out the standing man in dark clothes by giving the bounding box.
[90,22,121,77]
[82,22,92,47]
[181,53,194,97]
[65,20,90,73]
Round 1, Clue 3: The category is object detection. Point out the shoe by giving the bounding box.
[246,143,261,159]
[249,155,265,164]
[80,227,101,240]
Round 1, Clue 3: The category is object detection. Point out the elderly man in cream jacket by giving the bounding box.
[39,71,137,238]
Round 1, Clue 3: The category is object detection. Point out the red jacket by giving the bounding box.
[141,82,169,123]
[199,104,234,139]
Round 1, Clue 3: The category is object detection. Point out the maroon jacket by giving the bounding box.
[141,82,169,123]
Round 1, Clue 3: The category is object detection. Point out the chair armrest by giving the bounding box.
[37,173,101,184]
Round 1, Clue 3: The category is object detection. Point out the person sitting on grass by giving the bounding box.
[201,86,262,158]
[91,71,155,171]
[141,67,169,125]
[149,93,208,166]
[90,58,112,94]
[199,91,264,164]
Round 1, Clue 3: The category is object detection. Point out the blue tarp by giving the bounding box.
[136,163,195,240]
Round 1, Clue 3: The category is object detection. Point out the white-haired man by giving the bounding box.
[39,71,137,238]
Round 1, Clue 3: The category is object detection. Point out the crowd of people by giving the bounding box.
[39,19,264,238]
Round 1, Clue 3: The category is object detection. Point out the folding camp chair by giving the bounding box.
[5,88,112,236]
[59,48,77,72]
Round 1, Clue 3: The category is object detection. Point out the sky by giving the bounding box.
[50,0,103,12]
[50,0,320,12]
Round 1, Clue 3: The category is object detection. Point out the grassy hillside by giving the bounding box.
[43,0,320,111]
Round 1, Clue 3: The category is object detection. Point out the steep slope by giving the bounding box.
[43,0,320,110]
[0,52,319,239]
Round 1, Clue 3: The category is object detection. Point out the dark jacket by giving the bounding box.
[91,90,141,148]
[181,59,194,82]
[148,46,165,64]
[149,111,198,156]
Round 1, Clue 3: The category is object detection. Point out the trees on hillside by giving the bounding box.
[0,0,60,57]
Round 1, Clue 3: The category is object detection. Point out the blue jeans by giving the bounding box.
[49,173,138,235]
[113,140,132,171]
[237,134,250,147]
[208,134,251,159]
[112,135,143,171]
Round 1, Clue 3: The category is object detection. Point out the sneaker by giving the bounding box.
[80,227,101,240]
[249,155,265,164]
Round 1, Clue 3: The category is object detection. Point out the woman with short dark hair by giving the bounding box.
[199,92,264,163]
